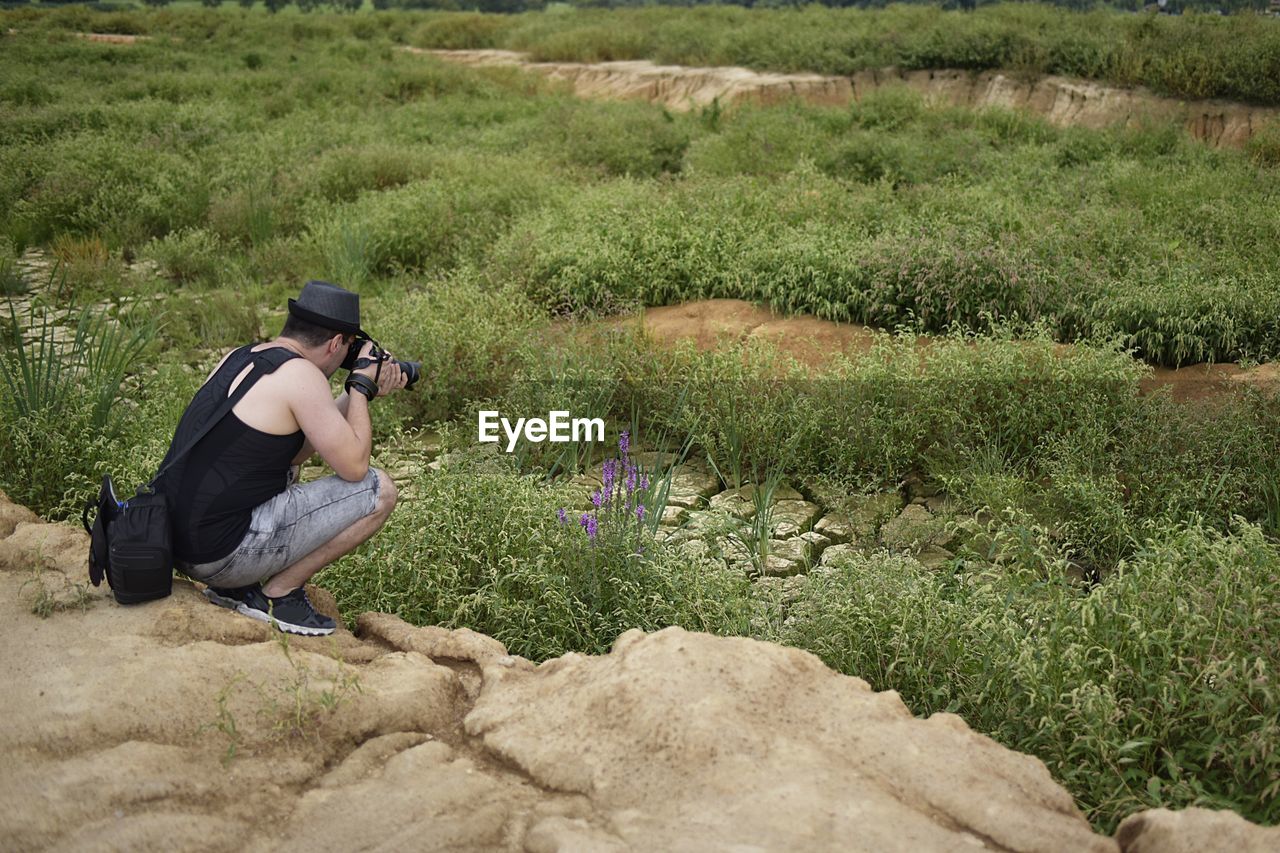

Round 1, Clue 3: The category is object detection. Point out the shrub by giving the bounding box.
[318,452,752,660]
[777,520,1280,832]
[0,299,158,518]
[408,11,513,50]
[9,132,208,249]
[143,227,224,286]
[549,102,690,178]
[308,154,558,277]
[1248,119,1280,168]
[362,275,539,424]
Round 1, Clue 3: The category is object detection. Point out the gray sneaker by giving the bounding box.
[237,587,336,637]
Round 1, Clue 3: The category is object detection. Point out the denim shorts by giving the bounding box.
[177,468,382,588]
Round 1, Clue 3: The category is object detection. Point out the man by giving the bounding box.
[155,281,406,635]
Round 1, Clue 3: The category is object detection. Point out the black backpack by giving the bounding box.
[82,348,295,605]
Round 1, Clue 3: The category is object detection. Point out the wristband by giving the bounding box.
[345,373,378,402]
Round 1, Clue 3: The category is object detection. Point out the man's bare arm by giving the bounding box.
[290,391,352,466]
[289,369,372,482]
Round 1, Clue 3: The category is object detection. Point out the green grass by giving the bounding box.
[775,520,1280,832]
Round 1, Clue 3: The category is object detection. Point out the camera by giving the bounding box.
[340,334,420,390]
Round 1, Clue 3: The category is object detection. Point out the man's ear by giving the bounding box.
[329,334,346,355]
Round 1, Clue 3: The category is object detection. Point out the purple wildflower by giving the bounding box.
[580,512,590,528]
[557,507,568,524]
[625,462,637,495]
[591,489,603,508]
[619,430,630,456]
[635,504,646,522]
[585,515,599,541]
[602,458,617,494]
[639,475,650,492]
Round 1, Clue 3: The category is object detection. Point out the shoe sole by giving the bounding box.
[234,602,335,636]
[203,588,243,610]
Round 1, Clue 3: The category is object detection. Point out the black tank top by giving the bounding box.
[157,345,305,564]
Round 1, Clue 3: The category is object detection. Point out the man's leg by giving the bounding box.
[260,469,397,598]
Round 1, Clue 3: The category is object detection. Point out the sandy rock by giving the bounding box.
[464,627,1116,852]
[813,512,855,543]
[765,536,819,575]
[768,499,823,539]
[629,450,678,471]
[916,544,956,571]
[148,580,377,661]
[708,488,758,519]
[752,574,810,608]
[658,504,687,527]
[819,542,864,567]
[799,528,831,550]
[0,520,87,574]
[3,501,1270,852]
[880,504,957,552]
[266,741,528,853]
[357,611,515,668]
[0,490,39,538]
[664,465,721,508]
[1115,807,1280,853]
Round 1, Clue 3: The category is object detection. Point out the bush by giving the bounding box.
[362,275,539,424]
[8,132,208,250]
[777,520,1280,832]
[548,102,690,178]
[143,227,224,286]
[408,11,513,50]
[1248,119,1280,168]
[0,300,158,518]
[318,452,752,660]
[308,154,558,278]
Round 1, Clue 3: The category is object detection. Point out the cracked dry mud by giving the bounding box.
[2,491,1278,852]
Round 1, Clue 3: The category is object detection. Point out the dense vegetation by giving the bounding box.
[2,5,1278,834]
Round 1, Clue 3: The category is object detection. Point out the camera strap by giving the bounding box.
[149,347,297,490]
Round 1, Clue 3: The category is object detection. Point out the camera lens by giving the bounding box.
[397,360,420,389]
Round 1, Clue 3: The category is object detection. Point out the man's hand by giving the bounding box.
[352,341,409,397]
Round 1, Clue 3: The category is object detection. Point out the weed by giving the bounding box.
[20,561,95,618]
[201,634,361,765]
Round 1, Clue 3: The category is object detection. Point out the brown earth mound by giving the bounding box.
[419,49,1278,149]
[596,299,1277,403]
[2,489,1277,851]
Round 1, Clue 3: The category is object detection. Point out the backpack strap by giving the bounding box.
[148,346,301,489]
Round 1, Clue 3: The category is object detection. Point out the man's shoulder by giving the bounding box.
[264,354,324,387]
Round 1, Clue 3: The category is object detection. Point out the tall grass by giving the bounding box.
[318,452,752,659]
[776,520,1280,832]
[0,289,156,517]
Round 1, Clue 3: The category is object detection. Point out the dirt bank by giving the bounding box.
[4,491,1279,851]
[420,48,1277,149]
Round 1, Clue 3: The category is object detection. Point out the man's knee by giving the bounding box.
[372,468,397,517]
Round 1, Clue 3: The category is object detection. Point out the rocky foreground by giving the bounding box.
[1,491,1276,852]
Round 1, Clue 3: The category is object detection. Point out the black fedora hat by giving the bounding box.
[287,280,366,338]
